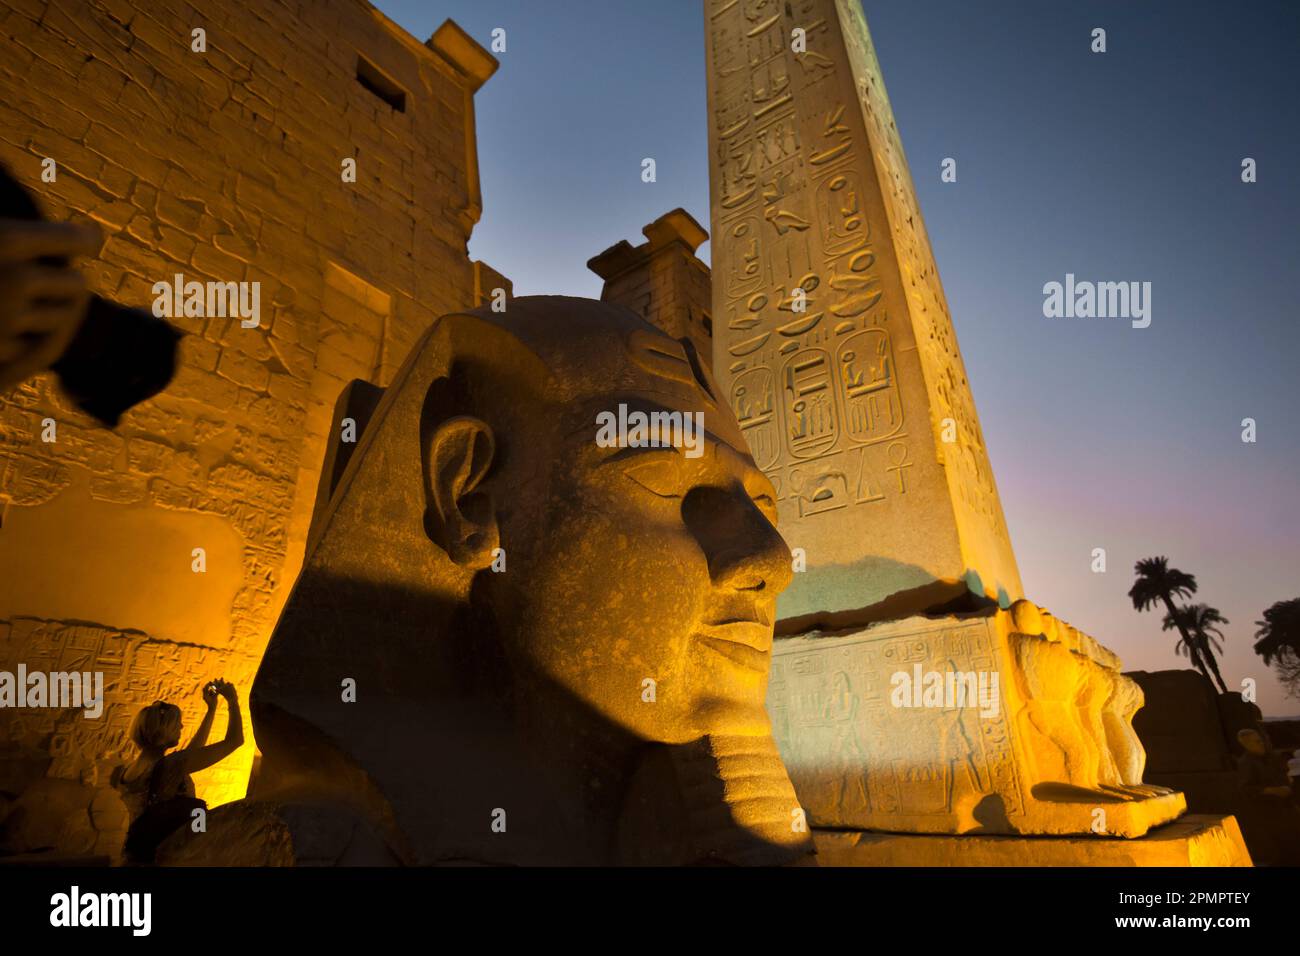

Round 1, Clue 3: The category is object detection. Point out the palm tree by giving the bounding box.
[1163,603,1229,693]
[1129,555,1204,684]
[1160,606,1207,674]
[1255,598,1300,697]
[1254,598,1300,664]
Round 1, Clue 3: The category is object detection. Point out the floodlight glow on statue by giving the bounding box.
[161,297,814,866]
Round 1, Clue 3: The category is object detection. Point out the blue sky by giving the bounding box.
[375,0,1300,715]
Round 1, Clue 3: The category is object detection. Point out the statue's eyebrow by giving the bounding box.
[595,443,690,469]
[594,438,777,510]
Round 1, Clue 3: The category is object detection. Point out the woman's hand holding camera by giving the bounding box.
[201,678,237,707]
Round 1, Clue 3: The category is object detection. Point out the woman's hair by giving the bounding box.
[130,701,183,750]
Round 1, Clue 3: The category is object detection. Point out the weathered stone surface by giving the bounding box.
[768,600,1185,836]
[704,0,1021,624]
[0,776,127,861]
[1129,670,1233,774]
[471,260,513,311]
[813,814,1252,867]
[194,297,813,866]
[0,2,502,843]
[157,799,389,867]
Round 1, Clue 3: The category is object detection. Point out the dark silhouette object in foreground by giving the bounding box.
[1234,728,1300,865]
[0,163,179,426]
[112,679,243,864]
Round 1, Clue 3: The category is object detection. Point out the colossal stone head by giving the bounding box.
[250,297,812,865]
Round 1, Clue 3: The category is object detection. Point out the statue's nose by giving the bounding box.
[684,486,793,597]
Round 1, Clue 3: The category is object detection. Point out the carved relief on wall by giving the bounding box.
[769,619,1024,828]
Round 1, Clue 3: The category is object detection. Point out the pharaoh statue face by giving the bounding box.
[251,296,809,864]
[479,329,792,745]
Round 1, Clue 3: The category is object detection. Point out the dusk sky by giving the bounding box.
[377,0,1300,715]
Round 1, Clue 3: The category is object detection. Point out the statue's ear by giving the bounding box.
[423,415,498,568]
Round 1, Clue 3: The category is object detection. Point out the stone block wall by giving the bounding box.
[588,208,713,370]
[0,0,496,856]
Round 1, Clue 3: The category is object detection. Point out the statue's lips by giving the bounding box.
[695,620,773,672]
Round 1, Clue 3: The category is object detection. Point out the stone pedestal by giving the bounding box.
[812,815,1252,867]
[768,601,1185,837]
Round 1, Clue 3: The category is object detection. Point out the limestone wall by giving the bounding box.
[0,0,494,856]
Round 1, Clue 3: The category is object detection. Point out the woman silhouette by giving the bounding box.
[112,679,243,864]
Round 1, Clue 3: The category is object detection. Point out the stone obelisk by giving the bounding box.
[703,1,1214,852]
[705,0,1021,627]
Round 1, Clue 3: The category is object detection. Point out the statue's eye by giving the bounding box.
[751,492,778,523]
[624,459,685,499]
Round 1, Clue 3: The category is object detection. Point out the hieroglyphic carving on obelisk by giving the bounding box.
[705,0,1022,624]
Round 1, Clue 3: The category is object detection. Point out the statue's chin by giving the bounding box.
[615,730,813,865]
[703,732,813,857]
[694,695,776,739]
